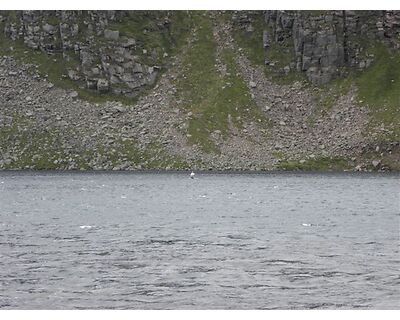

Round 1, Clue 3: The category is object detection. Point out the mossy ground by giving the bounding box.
[231,12,265,67]
[355,43,400,140]
[176,12,268,153]
[277,157,353,171]
[115,140,190,170]
[303,11,326,17]
[0,115,70,169]
[308,77,353,126]
[0,115,190,170]
[308,42,400,139]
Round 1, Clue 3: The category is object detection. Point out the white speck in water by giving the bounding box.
[302,223,312,227]
[80,225,93,229]
[121,195,127,199]
[80,188,87,191]
[273,186,279,189]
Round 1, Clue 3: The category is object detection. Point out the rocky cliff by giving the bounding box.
[0,11,399,171]
[1,11,188,98]
[234,10,400,85]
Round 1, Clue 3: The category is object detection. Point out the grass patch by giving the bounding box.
[304,42,399,138]
[0,115,68,169]
[46,15,61,26]
[304,11,326,17]
[272,151,285,159]
[0,118,191,170]
[308,77,353,126]
[277,157,352,171]
[2,10,20,23]
[93,138,190,170]
[110,139,190,170]
[177,13,268,152]
[358,147,400,171]
[142,142,190,169]
[356,43,400,139]
[232,12,265,67]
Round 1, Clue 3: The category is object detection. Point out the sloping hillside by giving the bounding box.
[0,11,399,171]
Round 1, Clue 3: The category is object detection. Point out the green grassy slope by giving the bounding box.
[356,44,400,140]
[176,13,268,153]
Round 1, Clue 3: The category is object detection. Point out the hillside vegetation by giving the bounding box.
[0,11,399,171]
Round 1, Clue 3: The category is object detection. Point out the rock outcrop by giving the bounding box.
[1,11,175,97]
[233,10,400,85]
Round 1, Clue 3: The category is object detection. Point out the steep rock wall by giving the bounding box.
[234,10,400,85]
[3,10,400,90]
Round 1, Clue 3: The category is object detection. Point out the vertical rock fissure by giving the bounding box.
[342,10,349,65]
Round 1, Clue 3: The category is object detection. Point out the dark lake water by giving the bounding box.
[0,171,399,309]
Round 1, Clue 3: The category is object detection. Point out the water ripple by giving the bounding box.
[0,172,398,309]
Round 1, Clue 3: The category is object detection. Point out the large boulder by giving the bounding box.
[42,23,56,34]
[86,78,97,90]
[97,79,109,92]
[68,69,80,81]
[104,29,119,41]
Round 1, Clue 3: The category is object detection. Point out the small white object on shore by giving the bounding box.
[190,171,195,179]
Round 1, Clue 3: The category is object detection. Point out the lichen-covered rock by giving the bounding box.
[104,29,119,41]
[97,79,109,92]
[68,69,80,81]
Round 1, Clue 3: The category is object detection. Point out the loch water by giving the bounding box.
[0,171,399,309]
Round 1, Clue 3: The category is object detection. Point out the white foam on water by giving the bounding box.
[79,225,93,229]
[121,195,127,199]
[273,186,279,189]
[302,223,312,227]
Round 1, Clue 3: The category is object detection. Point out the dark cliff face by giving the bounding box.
[233,10,400,85]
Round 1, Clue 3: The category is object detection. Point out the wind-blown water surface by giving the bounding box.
[0,172,398,309]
